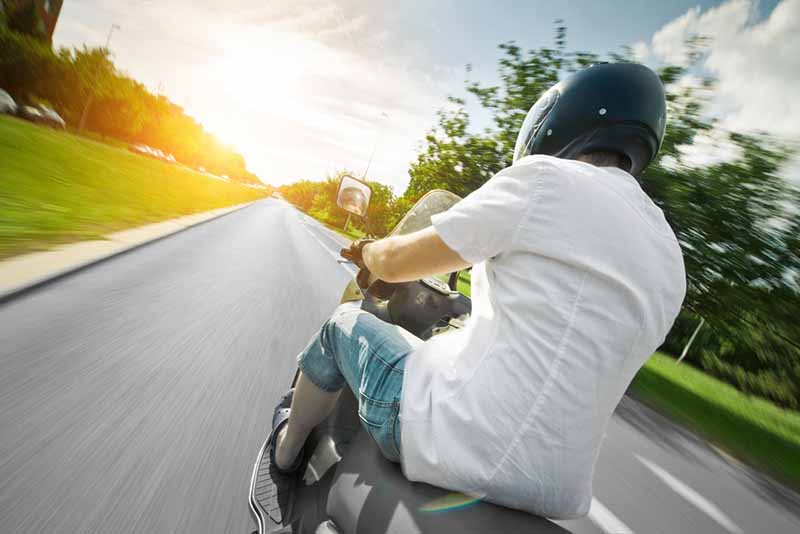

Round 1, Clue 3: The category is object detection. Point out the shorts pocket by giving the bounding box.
[356,346,404,462]
[357,349,403,427]
[358,391,397,428]
[358,399,401,463]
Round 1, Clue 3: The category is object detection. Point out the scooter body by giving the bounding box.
[249,191,569,533]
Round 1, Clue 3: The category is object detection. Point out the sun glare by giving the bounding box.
[218,29,337,107]
[210,30,333,152]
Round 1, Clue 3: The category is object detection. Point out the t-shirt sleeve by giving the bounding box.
[431,163,540,264]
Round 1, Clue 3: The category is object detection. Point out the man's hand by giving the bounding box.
[356,266,371,290]
[368,279,399,299]
[340,239,374,270]
[342,240,390,295]
[344,241,400,299]
[342,227,471,294]
[355,267,399,299]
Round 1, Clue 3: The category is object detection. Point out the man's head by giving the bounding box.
[513,63,667,176]
[576,151,630,171]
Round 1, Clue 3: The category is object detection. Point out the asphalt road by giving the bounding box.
[1,199,799,533]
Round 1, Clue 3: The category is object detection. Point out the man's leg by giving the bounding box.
[274,302,420,470]
[274,371,339,470]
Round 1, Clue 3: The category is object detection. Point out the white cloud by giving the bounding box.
[678,129,744,168]
[651,0,757,66]
[646,0,800,140]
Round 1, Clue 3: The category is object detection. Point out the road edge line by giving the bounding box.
[587,497,634,534]
[0,200,260,305]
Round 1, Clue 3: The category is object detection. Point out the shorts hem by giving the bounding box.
[297,354,346,393]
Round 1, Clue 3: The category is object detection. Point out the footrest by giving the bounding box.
[249,435,295,532]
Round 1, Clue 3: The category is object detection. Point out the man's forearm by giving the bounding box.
[361,237,402,282]
[361,228,471,283]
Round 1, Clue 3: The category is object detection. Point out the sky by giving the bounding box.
[53,0,798,191]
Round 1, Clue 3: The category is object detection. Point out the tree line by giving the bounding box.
[279,172,399,237]
[282,25,800,409]
[0,17,260,184]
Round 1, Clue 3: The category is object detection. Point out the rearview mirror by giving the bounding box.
[336,175,372,218]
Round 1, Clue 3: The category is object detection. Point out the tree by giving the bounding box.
[405,23,572,198]
[280,172,401,238]
[406,98,502,201]
[308,177,346,228]
[466,26,568,167]
[358,180,397,237]
[0,24,262,185]
[3,0,47,41]
[635,47,800,406]
[280,180,320,212]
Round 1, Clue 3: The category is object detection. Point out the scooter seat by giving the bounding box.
[326,430,570,534]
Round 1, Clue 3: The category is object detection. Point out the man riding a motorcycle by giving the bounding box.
[270,62,686,519]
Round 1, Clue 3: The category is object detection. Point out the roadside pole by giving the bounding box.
[677,317,705,364]
[361,111,390,180]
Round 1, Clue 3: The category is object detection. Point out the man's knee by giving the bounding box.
[325,302,361,335]
[331,301,362,321]
[319,303,360,352]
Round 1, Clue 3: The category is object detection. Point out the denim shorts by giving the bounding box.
[297,302,421,462]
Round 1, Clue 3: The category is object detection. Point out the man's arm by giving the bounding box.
[361,227,471,283]
[359,163,536,284]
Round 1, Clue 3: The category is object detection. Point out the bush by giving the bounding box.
[281,172,400,238]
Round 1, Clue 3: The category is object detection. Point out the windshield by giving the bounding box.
[390,190,462,237]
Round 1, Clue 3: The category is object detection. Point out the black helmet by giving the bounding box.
[513,62,667,176]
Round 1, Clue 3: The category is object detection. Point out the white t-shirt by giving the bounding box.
[399,154,686,519]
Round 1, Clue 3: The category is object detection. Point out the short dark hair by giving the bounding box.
[576,151,632,172]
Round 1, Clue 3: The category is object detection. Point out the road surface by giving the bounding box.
[1,199,798,533]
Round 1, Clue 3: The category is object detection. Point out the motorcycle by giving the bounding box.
[248,188,569,533]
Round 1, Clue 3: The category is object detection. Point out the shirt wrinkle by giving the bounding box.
[486,270,589,486]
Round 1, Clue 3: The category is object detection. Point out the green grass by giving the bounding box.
[631,352,800,489]
[297,212,365,243]
[456,270,470,296]
[433,270,472,295]
[0,115,266,259]
[323,221,366,242]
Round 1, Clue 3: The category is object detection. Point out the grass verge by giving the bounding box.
[0,115,266,259]
[322,221,366,242]
[630,352,800,490]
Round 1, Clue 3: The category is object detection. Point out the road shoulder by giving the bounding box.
[0,201,257,302]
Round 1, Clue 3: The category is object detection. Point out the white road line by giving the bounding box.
[297,217,357,275]
[635,454,743,534]
[587,497,634,534]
